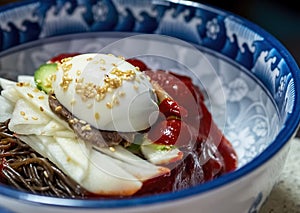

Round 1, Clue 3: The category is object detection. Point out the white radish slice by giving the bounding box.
[19,135,142,196]
[0,78,167,195]
[0,95,13,122]
[17,75,35,85]
[12,83,70,129]
[1,86,20,103]
[83,149,142,196]
[0,77,16,90]
[18,135,88,183]
[95,145,170,181]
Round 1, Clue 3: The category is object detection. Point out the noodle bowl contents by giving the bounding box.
[0,53,237,198]
[0,120,87,198]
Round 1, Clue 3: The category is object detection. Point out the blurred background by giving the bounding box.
[0,0,299,66]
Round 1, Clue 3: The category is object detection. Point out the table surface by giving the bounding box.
[260,137,300,213]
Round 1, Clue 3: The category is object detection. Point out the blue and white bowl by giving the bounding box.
[0,0,299,213]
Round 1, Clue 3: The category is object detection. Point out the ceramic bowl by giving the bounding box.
[0,0,299,213]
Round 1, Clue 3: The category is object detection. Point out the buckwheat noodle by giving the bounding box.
[0,120,87,198]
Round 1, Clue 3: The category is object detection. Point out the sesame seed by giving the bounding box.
[70,99,76,105]
[16,82,24,87]
[75,78,84,83]
[100,59,106,64]
[112,96,119,105]
[133,85,139,90]
[100,66,106,71]
[50,74,56,82]
[104,76,122,89]
[76,89,83,94]
[76,70,82,76]
[43,171,49,178]
[95,93,105,102]
[118,56,125,60]
[106,102,112,109]
[75,83,83,89]
[27,93,34,98]
[63,76,73,81]
[32,117,38,120]
[79,120,87,124]
[33,88,40,93]
[109,146,116,152]
[118,91,126,97]
[95,112,100,120]
[61,57,72,63]
[55,106,62,112]
[87,103,93,109]
[87,57,93,61]
[23,116,29,121]
[81,124,91,131]
[62,63,72,72]
[60,73,73,91]
[20,111,26,116]
[110,68,136,81]
[97,86,107,94]
[68,119,75,124]
[39,106,44,112]
[44,82,52,88]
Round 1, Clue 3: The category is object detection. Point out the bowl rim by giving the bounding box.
[0,0,300,209]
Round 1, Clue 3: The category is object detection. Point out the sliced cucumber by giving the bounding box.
[34,63,57,93]
[139,137,183,165]
[141,143,183,165]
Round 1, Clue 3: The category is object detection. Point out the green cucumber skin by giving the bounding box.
[34,63,57,93]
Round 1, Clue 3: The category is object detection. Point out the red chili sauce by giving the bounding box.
[128,59,237,196]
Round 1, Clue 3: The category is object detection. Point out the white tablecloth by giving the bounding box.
[260,137,300,213]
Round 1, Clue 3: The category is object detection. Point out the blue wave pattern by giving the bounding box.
[0,0,294,120]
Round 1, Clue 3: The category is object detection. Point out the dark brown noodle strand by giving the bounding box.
[0,120,88,198]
